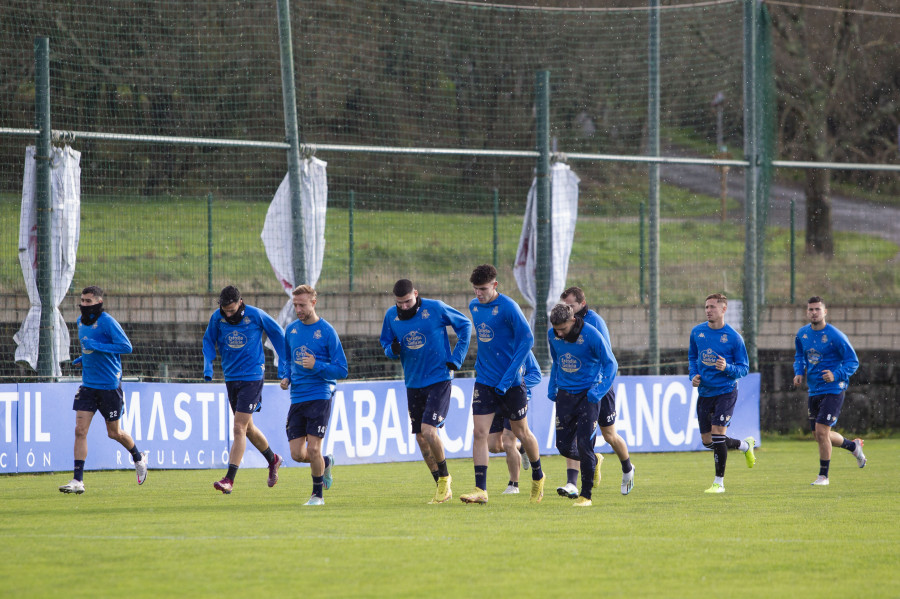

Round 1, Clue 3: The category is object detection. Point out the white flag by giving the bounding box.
[14,145,82,375]
[260,157,329,335]
[514,162,580,327]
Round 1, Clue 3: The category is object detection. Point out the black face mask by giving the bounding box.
[220,301,245,325]
[554,317,584,343]
[80,302,104,326]
[396,296,421,321]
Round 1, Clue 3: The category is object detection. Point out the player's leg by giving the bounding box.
[99,387,147,485]
[554,391,580,499]
[420,381,452,485]
[407,387,439,479]
[505,386,544,502]
[60,397,93,493]
[597,388,634,495]
[501,427,520,485]
[809,394,834,485]
[305,435,326,505]
[574,399,601,503]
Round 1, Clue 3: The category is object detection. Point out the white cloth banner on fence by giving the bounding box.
[260,157,329,338]
[514,162,580,328]
[14,145,82,375]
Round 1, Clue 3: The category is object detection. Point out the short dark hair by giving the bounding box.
[705,292,727,305]
[550,303,574,325]
[219,285,241,306]
[82,286,104,299]
[561,286,585,303]
[469,264,498,286]
[808,296,825,307]
[393,279,414,297]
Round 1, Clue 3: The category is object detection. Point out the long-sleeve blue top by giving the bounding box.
[522,351,542,391]
[469,294,534,393]
[202,305,287,381]
[283,317,348,403]
[547,322,617,402]
[793,323,859,396]
[76,312,132,390]
[380,298,472,389]
[688,322,749,397]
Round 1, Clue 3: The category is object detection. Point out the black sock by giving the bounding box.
[128,445,142,462]
[226,463,239,481]
[712,434,727,478]
[324,455,332,469]
[566,468,578,486]
[507,480,518,487]
[475,465,487,490]
[531,459,543,481]
[262,447,275,465]
[313,475,324,498]
[725,437,741,450]
[621,458,632,473]
[840,439,856,452]
[74,460,85,482]
[518,445,526,455]
[819,459,830,477]
[431,470,440,482]
[437,460,449,478]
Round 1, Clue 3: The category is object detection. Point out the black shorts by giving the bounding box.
[597,387,617,428]
[696,390,738,434]
[808,392,845,429]
[72,385,125,422]
[225,380,264,414]
[285,398,333,440]
[472,382,528,421]
[406,380,452,434]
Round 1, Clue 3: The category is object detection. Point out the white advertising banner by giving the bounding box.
[14,146,81,376]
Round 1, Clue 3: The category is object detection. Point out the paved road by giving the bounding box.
[659,159,900,247]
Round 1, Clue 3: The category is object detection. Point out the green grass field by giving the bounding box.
[2,437,898,598]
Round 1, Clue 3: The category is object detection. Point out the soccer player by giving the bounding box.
[380,278,472,504]
[460,264,546,504]
[556,286,621,498]
[281,285,348,506]
[688,293,756,494]
[793,296,865,486]
[203,285,288,494]
[488,351,541,495]
[548,303,619,507]
[59,286,147,494]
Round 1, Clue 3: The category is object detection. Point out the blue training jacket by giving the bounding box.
[688,322,749,397]
[793,323,859,396]
[380,298,472,389]
[469,293,534,393]
[75,312,133,390]
[547,321,617,403]
[283,317,348,403]
[202,304,287,381]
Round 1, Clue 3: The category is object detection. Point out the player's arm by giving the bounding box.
[724,336,749,379]
[202,315,219,381]
[279,324,293,381]
[312,330,349,380]
[522,351,542,389]
[497,307,534,393]
[832,331,859,382]
[259,310,288,366]
[591,331,618,399]
[379,313,400,359]
[792,334,806,386]
[83,319,133,355]
[688,333,700,384]
[442,302,472,369]
[547,332,558,402]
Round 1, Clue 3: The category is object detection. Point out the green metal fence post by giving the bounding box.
[639,201,646,304]
[534,70,551,370]
[790,198,795,304]
[276,0,308,287]
[743,0,760,371]
[647,1,661,375]
[349,190,355,292]
[35,37,54,378]
[492,188,499,268]
[207,193,213,293]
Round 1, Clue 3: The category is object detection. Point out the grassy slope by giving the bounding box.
[1,437,897,598]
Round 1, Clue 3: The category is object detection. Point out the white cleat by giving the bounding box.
[59,479,85,494]
[501,484,520,495]
[520,449,530,471]
[304,495,325,506]
[621,466,635,495]
[135,451,149,485]
[557,483,578,499]
[852,438,866,468]
[811,475,830,486]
